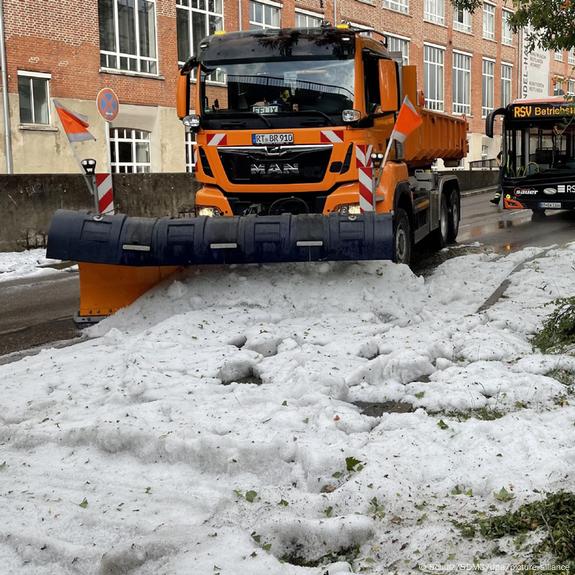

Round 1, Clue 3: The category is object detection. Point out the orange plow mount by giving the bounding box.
[75,263,180,324]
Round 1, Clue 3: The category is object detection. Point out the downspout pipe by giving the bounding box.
[0,0,13,174]
[238,0,243,31]
[333,0,337,24]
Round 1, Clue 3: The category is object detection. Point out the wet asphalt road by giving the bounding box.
[1,190,574,359]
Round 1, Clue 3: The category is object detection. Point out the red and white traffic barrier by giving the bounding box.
[355,144,374,213]
[96,173,114,215]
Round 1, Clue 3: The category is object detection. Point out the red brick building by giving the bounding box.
[0,0,526,173]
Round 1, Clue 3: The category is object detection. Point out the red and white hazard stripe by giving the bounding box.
[207,133,227,146]
[355,144,374,213]
[96,173,114,215]
[320,130,344,144]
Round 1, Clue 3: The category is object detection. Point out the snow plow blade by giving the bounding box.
[47,209,393,321]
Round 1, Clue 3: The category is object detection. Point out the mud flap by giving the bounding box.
[47,210,394,265]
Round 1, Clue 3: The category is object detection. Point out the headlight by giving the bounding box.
[342,109,361,123]
[183,114,200,129]
[338,203,361,215]
[197,206,223,217]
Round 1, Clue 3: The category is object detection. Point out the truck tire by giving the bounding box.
[431,193,449,250]
[393,208,412,265]
[447,188,460,243]
[532,208,546,220]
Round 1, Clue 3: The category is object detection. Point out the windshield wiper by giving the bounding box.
[297,110,335,126]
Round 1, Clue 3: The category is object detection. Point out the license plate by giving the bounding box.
[540,202,561,208]
[252,133,294,145]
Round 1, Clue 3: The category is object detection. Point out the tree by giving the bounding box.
[451,0,575,52]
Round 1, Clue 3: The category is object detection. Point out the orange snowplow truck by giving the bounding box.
[47,25,467,323]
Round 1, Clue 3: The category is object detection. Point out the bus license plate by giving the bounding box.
[252,133,294,145]
[540,202,561,209]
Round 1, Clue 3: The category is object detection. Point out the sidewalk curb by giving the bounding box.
[461,186,499,198]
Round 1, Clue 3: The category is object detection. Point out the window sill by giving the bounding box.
[482,36,497,43]
[355,0,376,5]
[99,68,165,81]
[423,18,446,27]
[453,27,473,35]
[19,124,58,132]
[382,5,411,16]
[502,41,515,48]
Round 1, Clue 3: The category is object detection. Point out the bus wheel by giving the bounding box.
[532,208,546,220]
[393,208,412,265]
[447,189,460,243]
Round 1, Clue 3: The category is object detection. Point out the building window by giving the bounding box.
[17,71,50,125]
[501,63,512,106]
[554,51,564,62]
[295,10,323,28]
[249,0,280,29]
[185,130,196,172]
[482,59,495,117]
[110,128,151,173]
[99,0,158,75]
[568,79,575,96]
[502,10,513,45]
[452,52,471,115]
[453,7,471,33]
[483,3,495,41]
[424,44,444,111]
[554,77,565,95]
[176,0,223,65]
[424,0,445,25]
[385,34,409,65]
[350,22,372,37]
[383,0,409,15]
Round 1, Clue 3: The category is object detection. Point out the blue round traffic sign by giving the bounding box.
[97,88,120,122]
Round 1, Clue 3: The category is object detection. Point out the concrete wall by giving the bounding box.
[0,174,199,251]
[0,170,497,252]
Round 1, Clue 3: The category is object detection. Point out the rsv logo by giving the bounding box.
[250,163,299,175]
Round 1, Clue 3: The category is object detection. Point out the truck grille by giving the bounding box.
[218,145,332,184]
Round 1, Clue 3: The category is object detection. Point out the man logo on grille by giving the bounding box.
[250,163,299,175]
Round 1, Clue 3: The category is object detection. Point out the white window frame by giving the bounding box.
[568,79,575,96]
[383,0,409,15]
[452,51,471,116]
[17,70,51,126]
[501,62,513,107]
[483,2,495,41]
[482,58,495,118]
[295,8,323,28]
[555,51,564,62]
[99,0,159,76]
[424,43,445,112]
[110,128,152,173]
[424,0,445,25]
[453,7,472,33]
[385,32,410,65]
[185,129,196,172]
[176,0,224,65]
[502,10,513,46]
[249,0,281,30]
[555,77,565,95]
[350,21,373,37]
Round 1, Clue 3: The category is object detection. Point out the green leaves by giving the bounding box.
[345,456,364,472]
[437,419,449,430]
[79,497,88,509]
[234,489,258,503]
[494,487,515,503]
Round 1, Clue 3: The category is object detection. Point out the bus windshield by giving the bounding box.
[200,58,355,128]
[504,120,575,178]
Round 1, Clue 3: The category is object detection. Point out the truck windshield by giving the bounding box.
[200,58,355,129]
[504,121,575,178]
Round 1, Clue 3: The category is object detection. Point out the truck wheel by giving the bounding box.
[431,193,449,250]
[393,208,412,265]
[447,189,460,243]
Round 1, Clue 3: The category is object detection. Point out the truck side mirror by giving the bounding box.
[176,72,191,119]
[378,59,399,113]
